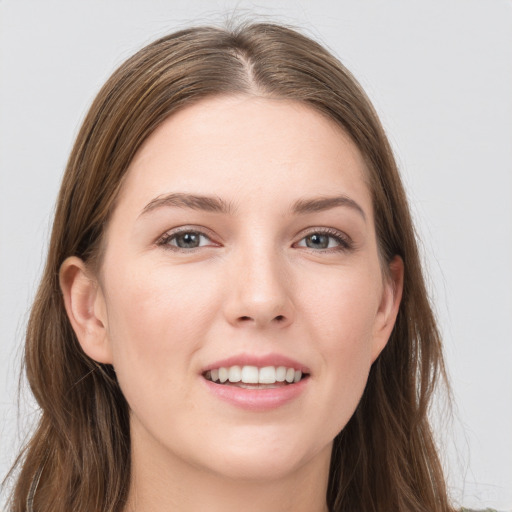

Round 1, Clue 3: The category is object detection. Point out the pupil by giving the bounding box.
[306,234,329,249]
[177,232,199,248]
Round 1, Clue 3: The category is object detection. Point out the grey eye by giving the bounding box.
[305,233,330,249]
[295,230,350,251]
[170,232,210,249]
[176,232,199,248]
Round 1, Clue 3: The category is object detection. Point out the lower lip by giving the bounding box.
[202,377,309,411]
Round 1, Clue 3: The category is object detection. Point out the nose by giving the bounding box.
[223,247,295,329]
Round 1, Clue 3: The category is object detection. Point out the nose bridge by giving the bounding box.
[225,236,293,327]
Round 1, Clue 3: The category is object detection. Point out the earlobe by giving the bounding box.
[59,256,113,364]
[371,255,404,362]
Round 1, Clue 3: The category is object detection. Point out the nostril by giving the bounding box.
[235,314,289,325]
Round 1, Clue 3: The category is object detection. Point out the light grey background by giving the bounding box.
[1,0,511,509]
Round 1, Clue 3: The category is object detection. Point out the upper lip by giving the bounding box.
[202,354,311,374]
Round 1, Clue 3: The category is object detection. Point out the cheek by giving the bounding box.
[302,264,380,348]
[101,260,220,400]
[299,268,380,431]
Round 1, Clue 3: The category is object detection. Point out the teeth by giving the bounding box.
[205,365,304,385]
[228,366,242,383]
[241,365,259,384]
[259,366,276,384]
[218,367,228,383]
[276,366,287,382]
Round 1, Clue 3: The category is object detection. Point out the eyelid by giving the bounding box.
[154,225,353,252]
[294,227,354,251]
[155,225,220,249]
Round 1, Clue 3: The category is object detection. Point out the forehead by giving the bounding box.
[117,95,372,216]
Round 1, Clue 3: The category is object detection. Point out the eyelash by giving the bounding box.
[294,228,353,253]
[156,227,217,252]
[156,227,353,253]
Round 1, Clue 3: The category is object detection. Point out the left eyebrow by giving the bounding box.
[139,192,236,217]
[291,195,367,222]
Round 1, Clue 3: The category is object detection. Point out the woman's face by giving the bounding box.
[79,96,401,481]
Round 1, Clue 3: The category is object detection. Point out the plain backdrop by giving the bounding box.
[1,0,511,509]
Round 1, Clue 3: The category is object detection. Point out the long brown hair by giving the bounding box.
[6,23,454,512]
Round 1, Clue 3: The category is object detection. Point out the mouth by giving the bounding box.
[201,358,310,410]
[203,365,310,389]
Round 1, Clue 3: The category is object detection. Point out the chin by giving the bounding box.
[206,451,310,482]
[195,431,329,483]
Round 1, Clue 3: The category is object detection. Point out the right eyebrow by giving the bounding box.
[139,192,236,218]
[291,194,367,222]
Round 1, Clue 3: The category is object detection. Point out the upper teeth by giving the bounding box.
[206,366,303,384]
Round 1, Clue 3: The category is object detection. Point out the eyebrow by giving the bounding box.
[140,193,236,217]
[139,192,366,222]
[292,195,366,222]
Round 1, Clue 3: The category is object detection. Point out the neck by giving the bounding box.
[124,424,331,512]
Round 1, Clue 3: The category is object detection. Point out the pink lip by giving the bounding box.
[202,353,310,374]
[200,353,310,412]
[202,376,309,412]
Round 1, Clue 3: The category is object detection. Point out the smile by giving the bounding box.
[201,355,311,410]
[204,365,307,387]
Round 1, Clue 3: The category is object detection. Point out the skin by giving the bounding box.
[60,95,403,512]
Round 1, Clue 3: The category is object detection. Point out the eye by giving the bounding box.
[157,229,215,250]
[295,229,352,251]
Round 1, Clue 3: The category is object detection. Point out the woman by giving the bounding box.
[6,22,458,511]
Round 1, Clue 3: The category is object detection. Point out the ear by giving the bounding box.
[59,256,113,364]
[371,255,404,362]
